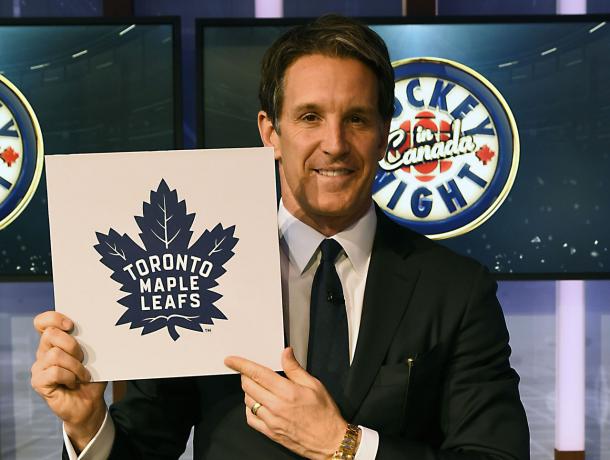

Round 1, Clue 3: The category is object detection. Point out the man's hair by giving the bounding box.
[259,14,395,129]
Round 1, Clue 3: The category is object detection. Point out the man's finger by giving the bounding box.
[40,346,91,383]
[244,393,271,420]
[245,403,276,439]
[37,327,84,362]
[34,311,73,334]
[33,365,79,392]
[243,396,288,444]
[282,347,315,387]
[225,355,290,394]
[241,375,282,413]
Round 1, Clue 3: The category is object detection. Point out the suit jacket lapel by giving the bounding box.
[342,211,421,421]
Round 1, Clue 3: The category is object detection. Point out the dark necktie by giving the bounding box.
[307,238,349,404]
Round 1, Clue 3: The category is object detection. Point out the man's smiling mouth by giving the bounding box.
[314,168,353,177]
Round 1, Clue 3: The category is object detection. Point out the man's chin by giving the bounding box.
[305,200,370,222]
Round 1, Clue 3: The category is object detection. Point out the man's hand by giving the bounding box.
[225,347,348,460]
[31,311,108,452]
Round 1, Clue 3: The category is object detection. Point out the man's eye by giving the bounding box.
[350,115,365,124]
[301,113,319,122]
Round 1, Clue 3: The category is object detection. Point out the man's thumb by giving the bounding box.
[282,347,309,383]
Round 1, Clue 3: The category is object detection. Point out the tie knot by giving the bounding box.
[319,238,343,264]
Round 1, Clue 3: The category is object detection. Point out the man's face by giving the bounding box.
[259,54,389,234]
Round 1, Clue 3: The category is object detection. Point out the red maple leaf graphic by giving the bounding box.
[475,145,495,165]
[0,147,20,167]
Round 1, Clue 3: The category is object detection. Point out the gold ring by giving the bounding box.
[251,402,262,416]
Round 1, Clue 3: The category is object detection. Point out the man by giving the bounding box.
[31,15,529,459]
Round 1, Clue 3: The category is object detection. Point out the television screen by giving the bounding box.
[0,19,180,277]
[199,17,610,276]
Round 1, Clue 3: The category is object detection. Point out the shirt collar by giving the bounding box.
[278,200,377,276]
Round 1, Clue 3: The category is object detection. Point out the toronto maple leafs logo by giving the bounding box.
[94,179,238,341]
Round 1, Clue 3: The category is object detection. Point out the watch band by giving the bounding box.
[331,423,360,459]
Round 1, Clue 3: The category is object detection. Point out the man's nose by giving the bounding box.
[320,120,348,156]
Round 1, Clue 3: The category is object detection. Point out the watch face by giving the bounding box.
[0,75,44,230]
[373,57,519,239]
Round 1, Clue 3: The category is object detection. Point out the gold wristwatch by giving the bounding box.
[331,423,361,459]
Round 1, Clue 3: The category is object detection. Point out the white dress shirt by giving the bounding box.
[278,201,379,459]
[65,201,380,459]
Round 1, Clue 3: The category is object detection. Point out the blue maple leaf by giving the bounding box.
[94,179,238,341]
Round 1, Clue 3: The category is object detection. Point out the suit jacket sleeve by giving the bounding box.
[106,377,199,459]
[376,265,529,460]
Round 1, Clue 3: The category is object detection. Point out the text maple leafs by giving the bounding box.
[94,179,238,341]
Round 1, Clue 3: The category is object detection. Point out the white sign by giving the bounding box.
[46,148,284,381]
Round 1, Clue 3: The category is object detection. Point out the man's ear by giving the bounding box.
[258,111,281,160]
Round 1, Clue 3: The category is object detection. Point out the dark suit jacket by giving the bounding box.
[78,213,529,459]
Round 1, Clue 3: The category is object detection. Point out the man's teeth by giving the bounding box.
[316,169,350,176]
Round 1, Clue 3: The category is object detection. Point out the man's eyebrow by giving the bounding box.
[291,103,321,114]
[290,104,376,115]
[348,106,376,115]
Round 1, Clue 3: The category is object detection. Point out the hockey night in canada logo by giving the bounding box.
[94,179,238,341]
[373,57,519,239]
[0,74,44,230]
